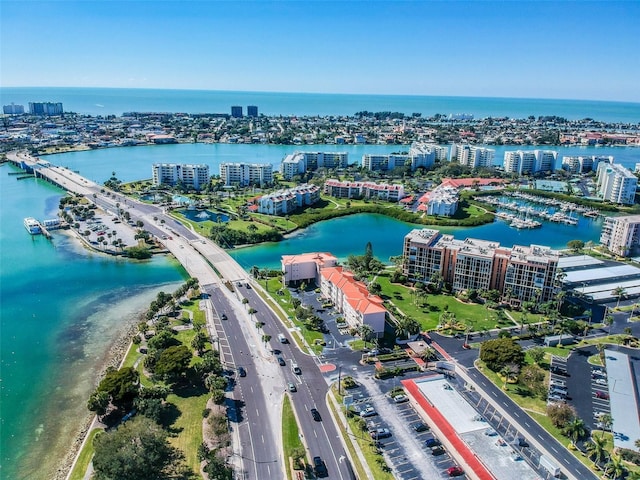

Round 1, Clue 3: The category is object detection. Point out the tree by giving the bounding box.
[528,347,545,365]
[546,402,576,428]
[154,345,192,381]
[585,435,609,465]
[597,413,613,437]
[564,417,587,446]
[479,338,524,372]
[567,239,584,253]
[92,417,192,480]
[191,331,208,355]
[94,367,139,411]
[359,324,374,348]
[87,390,110,419]
[612,286,627,308]
[500,363,519,389]
[395,316,420,340]
[604,452,627,480]
[262,334,272,348]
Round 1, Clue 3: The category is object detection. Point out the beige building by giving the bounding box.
[281,252,338,286]
[600,215,640,257]
[402,229,559,303]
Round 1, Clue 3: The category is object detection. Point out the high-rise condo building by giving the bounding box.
[151,163,210,190]
[402,229,559,304]
[220,162,273,187]
[281,151,348,179]
[562,155,613,174]
[450,145,495,168]
[247,105,258,117]
[3,103,24,114]
[29,102,63,115]
[503,150,558,175]
[596,162,638,205]
[600,215,640,257]
[231,106,243,118]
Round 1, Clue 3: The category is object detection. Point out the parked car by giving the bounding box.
[412,422,429,432]
[431,446,446,456]
[238,366,246,377]
[370,428,392,439]
[483,428,497,436]
[517,437,529,448]
[313,456,328,478]
[595,391,610,399]
[595,378,607,385]
[425,438,441,448]
[288,382,297,392]
[447,466,464,477]
[360,406,377,417]
[393,394,409,403]
[551,366,570,376]
[311,408,322,422]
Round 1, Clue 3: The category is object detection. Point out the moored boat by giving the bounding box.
[24,217,42,234]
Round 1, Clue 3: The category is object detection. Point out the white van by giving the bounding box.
[278,333,288,344]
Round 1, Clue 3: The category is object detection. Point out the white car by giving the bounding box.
[393,394,409,403]
[360,406,377,417]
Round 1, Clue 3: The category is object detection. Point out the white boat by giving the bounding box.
[24,217,41,234]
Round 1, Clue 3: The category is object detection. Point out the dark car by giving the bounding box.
[238,366,246,377]
[311,408,322,422]
[221,313,228,320]
[370,428,392,439]
[517,437,529,448]
[425,438,441,448]
[550,366,570,376]
[431,446,446,456]
[276,356,286,366]
[412,422,429,432]
[313,456,328,477]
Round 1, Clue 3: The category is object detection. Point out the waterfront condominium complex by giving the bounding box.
[600,215,640,257]
[28,102,63,115]
[3,103,24,115]
[402,228,559,304]
[561,155,613,174]
[361,142,437,172]
[257,183,320,215]
[323,179,405,202]
[151,163,210,190]
[280,151,348,180]
[320,266,386,335]
[231,106,243,118]
[503,150,558,175]
[219,162,273,187]
[247,105,258,117]
[450,144,495,168]
[281,252,338,286]
[596,162,638,205]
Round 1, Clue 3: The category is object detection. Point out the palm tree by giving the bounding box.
[604,452,626,479]
[395,316,420,340]
[500,364,519,389]
[612,286,627,308]
[564,417,587,446]
[359,324,374,348]
[585,435,609,466]
[597,413,613,437]
[597,343,606,366]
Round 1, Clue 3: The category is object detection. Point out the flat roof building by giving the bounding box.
[281,151,348,179]
[596,162,638,205]
[220,162,273,187]
[257,183,320,216]
[600,214,640,257]
[151,163,210,190]
[281,252,338,286]
[450,145,495,168]
[324,179,405,202]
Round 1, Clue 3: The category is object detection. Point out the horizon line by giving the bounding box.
[2,85,639,106]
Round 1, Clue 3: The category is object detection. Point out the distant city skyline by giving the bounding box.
[1,1,638,102]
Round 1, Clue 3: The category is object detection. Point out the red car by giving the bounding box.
[595,391,609,399]
[447,466,464,477]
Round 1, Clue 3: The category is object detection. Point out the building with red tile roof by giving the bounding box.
[320,266,386,335]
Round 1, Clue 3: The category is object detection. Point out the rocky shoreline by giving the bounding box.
[55,322,139,480]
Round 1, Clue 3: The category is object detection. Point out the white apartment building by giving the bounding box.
[596,162,638,205]
[450,144,495,168]
[324,179,405,202]
[600,215,640,257]
[408,143,437,170]
[151,163,210,190]
[320,266,387,335]
[562,155,613,174]
[361,153,409,171]
[280,151,348,179]
[402,229,559,303]
[219,162,273,187]
[424,186,459,216]
[257,184,320,215]
[503,150,557,175]
[281,252,338,286]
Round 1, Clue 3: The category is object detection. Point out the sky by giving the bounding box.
[1,1,639,102]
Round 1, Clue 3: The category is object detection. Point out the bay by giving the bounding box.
[1,87,639,123]
[0,163,187,479]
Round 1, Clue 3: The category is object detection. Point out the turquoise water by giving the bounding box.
[1,87,639,122]
[229,212,604,271]
[50,143,639,186]
[0,164,187,479]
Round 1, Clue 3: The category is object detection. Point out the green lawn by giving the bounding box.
[282,395,305,479]
[68,428,102,480]
[166,391,209,475]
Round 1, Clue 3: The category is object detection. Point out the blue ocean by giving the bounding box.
[1,88,639,480]
[1,87,639,122]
